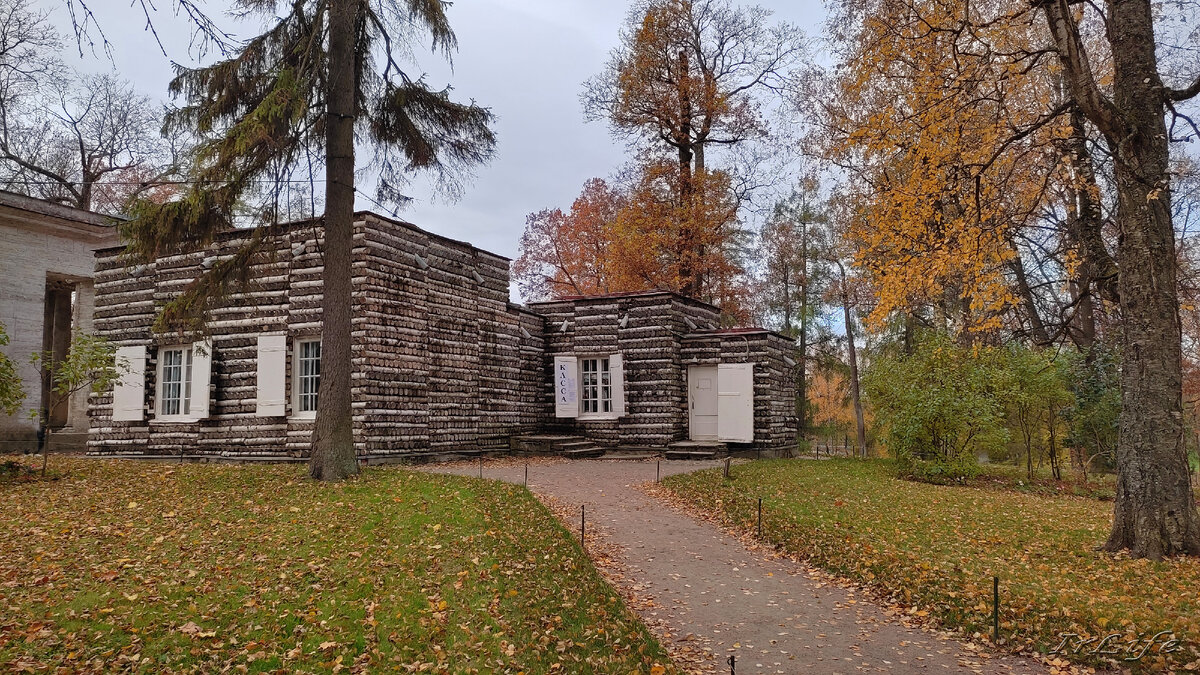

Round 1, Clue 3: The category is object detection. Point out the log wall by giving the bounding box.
[681,330,798,452]
[530,292,796,452]
[88,213,546,458]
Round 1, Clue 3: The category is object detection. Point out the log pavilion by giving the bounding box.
[87,213,797,460]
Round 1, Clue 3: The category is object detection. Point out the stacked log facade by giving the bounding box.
[680,330,798,453]
[88,213,547,459]
[530,292,796,453]
[89,213,794,458]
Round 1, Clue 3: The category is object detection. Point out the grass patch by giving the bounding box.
[0,456,672,673]
[662,458,1200,672]
[966,463,1117,501]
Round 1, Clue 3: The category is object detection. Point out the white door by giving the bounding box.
[717,363,755,443]
[688,366,718,440]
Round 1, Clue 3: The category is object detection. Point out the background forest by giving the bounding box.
[0,0,1197,557]
[510,0,1200,503]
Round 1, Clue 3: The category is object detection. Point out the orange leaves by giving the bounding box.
[513,163,750,316]
[512,178,628,300]
[819,0,1071,331]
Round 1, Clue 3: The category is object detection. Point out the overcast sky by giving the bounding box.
[43,0,826,260]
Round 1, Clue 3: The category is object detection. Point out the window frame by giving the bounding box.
[577,356,614,420]
[292,337,322,419]
[156,345,193,421]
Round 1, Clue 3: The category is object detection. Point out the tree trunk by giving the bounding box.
[840,262,867,457]
[1049,403,1061,481]
[1102,0,1200,558]
[1043,0,1199,557]
[309,0,360,482]
[797,220,808,445]
[676,48,700,298]
[1010,252,1051,346]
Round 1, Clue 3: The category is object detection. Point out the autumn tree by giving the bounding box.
[1034,0,1200,557]
[757,189,831,438]
[582,0,801,298]
[115,0,495,481]
[512,178,628,300]
[831,258,868,458]
[514,160,752,321]
[815,0,1200,555]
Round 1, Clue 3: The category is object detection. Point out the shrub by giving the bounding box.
[863,334,1006,479]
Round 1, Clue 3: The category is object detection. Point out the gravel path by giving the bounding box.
[426,458,1048,675]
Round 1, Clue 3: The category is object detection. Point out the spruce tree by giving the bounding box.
[121,0,495,480]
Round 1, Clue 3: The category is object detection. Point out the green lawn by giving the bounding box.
[0,456,672,673]
[662,459,1200,672]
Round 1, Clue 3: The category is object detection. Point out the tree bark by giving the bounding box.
[1010,252,1051,346]
[1041,0,1199,557]
[839,261,867,457]
[309,0,360,482]
[797,219,809,444]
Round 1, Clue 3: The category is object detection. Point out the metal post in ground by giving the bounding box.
[656,460,661,484]
[757,498,762,538]
[524,463,528,488]
[728,654,736,674]
[580,505,586,548]
[478,457,483,479]
[993,576,1000,643]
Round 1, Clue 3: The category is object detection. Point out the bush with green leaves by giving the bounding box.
[1060,345,1121,477]
[0,321,26,416]
[994,344,1073,480]
[862,334,1007,481]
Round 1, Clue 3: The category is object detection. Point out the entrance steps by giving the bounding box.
[510,434,603,458]
[664,440,727,460]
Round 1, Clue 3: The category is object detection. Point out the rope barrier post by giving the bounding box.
[581,505,586,549]
[757,498,763,538]
[993,575,1000,644]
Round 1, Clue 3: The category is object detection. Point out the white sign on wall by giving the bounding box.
[554,355,578,418]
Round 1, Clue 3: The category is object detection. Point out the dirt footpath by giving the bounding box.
[426,458,1048,675]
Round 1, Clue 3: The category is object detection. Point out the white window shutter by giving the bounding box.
[190,339,213,419]
[610,353,626,416]
[255,334,288,416]
[553,355,579,418]
[717,363,754,443]
[111,345,146,422]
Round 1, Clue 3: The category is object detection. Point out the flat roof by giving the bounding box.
[96,210,512,262]
[0,189,116,227]
[527,289,720,312]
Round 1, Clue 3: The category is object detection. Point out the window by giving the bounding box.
[158,346,193,418]
[295,338,321,416]
[553,354,625,420]
[580,357,612,415]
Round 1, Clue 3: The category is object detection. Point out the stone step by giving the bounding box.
[664,440,727,460]
[510,434,589,454]
[664,449,721,460]
[563,446,605,459]
[600,448,662,460]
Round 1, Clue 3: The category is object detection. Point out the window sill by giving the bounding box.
[289,413,317,421]
[577,414,622,422]
[150,417,199,425]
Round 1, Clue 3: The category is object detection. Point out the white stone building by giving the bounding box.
[0,191,118,452]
